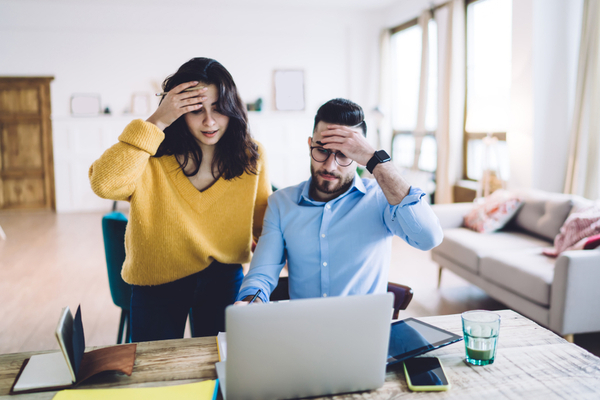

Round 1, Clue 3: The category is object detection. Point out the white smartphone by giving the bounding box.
[403,357,450,392]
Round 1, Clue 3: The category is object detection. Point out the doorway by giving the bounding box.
[0,77,55,210]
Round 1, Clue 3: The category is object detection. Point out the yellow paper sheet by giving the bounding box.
[52,380,216,400]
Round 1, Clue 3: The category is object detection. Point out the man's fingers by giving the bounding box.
[319,137,347,146]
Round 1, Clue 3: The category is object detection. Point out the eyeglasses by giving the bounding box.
[310,147,353,167]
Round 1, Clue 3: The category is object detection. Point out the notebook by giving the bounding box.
[10,306,136,394]
[220,293,393,400]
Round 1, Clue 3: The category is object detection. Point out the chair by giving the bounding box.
[387,281,414,319]
[101,211,132,344]
[102,210,197,342]
[270,277,413,319]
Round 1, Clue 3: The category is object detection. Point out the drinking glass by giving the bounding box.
[461,310,500,366]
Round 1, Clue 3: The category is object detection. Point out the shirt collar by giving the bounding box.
[298,172,366,206]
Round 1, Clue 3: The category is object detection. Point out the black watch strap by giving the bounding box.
[366,150,391,174]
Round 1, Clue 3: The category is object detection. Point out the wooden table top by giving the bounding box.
[2,309,600,399]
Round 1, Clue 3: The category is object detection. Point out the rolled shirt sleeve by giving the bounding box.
[383,187,444,251]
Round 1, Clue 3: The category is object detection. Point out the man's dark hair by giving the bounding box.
[154,57,259,180]
[313,98,367,137]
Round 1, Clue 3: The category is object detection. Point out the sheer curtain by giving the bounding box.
[434,0,465,204]
[564,0,600,199]
[412,10,432,170]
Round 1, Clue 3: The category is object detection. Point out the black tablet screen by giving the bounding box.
[387,318,463,365]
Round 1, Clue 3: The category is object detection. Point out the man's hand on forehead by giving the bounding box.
[318,124,374,166]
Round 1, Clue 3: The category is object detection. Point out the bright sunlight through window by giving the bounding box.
[465,0,512,180]
[391,20,438,172]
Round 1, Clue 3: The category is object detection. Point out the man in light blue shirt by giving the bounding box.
[236,98,443,304]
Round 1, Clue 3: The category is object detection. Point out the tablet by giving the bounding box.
[387,318,463,365]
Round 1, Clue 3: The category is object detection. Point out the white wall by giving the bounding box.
[0,0,383,211]
[509,0,582,192]
[531,0,583,193]
[508,0,535,189]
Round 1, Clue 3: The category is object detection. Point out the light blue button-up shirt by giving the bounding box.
[237,173,443,303]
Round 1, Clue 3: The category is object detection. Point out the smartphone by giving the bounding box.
[403,357,450,391]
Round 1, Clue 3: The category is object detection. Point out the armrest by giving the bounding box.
[430,202,474,229]
[549,249,600,335]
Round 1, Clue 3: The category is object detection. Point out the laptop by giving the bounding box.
[223,293,393,400]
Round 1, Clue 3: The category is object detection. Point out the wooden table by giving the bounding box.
[2,310,600,399]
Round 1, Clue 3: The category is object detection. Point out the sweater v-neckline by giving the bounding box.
[161,155,230,211]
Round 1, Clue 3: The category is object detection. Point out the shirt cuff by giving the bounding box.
[236,287,269,303]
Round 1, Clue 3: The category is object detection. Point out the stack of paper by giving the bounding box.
[215,332,227,399]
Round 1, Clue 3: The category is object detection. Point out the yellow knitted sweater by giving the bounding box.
[89,119,271,286]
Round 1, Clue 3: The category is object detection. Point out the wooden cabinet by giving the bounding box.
[0,77,55,210]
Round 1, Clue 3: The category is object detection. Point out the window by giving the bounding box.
[390,19,438,173]
[465,0,512,181]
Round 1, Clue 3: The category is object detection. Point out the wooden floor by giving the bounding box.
[1,209,599,357]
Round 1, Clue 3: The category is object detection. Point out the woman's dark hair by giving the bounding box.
[313,98,367,137]
[154,57,259,180]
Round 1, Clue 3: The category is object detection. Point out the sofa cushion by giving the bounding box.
[434,228,552,274]
[463,189,523,233]
[480,249,555,306]
[512,199,573,241]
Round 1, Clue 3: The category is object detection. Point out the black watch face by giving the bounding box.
[376,150,391,162]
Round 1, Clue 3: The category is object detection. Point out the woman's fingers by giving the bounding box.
[179,95,206,109]
[177,87,208,100]
[171,81,201,94]
[181,103,203,113]
[147,81,208,130]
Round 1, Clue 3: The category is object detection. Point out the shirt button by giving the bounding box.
[326,204,331,209]
[323,293,328,297]
[321,234,326,238]
[323,262,327,266]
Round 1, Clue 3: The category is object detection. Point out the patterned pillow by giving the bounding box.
[463,190,523,233]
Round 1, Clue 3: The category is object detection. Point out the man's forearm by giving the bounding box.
[372,162,411,205]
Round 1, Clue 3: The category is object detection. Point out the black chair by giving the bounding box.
[270,277,413,319]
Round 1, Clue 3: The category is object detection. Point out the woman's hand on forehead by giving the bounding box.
[146,81,208,131]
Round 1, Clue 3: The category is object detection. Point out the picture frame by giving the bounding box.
[131,92,151,115]
[273,70,305,111]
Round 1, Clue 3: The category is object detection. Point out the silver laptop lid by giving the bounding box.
[225,293,393,400]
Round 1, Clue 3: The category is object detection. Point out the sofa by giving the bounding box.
[430,189,600,337]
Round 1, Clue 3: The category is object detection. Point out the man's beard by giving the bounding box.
[310,165,354,198]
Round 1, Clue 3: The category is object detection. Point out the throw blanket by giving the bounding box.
[543,205,600,257]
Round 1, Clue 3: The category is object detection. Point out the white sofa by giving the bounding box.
[431,189,600,336]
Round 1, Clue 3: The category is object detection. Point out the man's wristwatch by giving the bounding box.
[366,150,391,174]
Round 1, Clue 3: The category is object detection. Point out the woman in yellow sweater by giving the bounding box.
[89,58,271,341]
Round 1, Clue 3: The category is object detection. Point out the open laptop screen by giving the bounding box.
[387,317,463,365]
